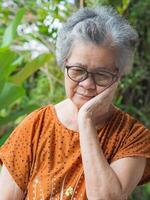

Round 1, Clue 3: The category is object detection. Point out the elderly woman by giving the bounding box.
[0,6,150,200]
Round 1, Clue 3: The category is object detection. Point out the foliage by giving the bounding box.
[0,0,73,142]
[0,0,150,199]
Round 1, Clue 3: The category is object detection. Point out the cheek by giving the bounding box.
[64,75,77,98]
[96,86,106,95]
[96,81,119,95]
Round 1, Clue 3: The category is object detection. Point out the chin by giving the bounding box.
[73,101,84,110]
[72,95,91,109]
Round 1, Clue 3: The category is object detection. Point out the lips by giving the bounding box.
[76,92,95,98]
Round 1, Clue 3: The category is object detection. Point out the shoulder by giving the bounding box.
[112,106,149,135]
[24,104,54,122]
[0,104,56,152]
[16,104,58,131]
[105,106,150,161]
[110,107,150,185]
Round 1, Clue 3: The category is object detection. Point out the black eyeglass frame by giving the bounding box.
[65,65,119,87]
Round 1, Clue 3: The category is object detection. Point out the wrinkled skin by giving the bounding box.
[64,40,120,125]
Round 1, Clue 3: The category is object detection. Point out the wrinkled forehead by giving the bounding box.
[66,39,118,72]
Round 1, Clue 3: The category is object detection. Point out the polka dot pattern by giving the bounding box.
[0,104,150,200]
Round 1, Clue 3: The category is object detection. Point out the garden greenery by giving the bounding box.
[0,0,149,199]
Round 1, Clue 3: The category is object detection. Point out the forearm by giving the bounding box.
[0,165,24,200]
[78,116,123,200]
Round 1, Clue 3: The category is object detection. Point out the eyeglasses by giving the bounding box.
[65,65,119,87]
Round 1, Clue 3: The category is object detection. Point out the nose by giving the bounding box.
[79,74,96,89]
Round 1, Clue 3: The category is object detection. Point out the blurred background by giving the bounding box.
[0,0,149,199]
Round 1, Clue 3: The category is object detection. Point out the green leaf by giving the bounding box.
[0,132,11,147]
[0,48,16,75]
[0,82,25,109]
[0,104,39,126]
[1,8,25,47]
[0,81,5,93]
[145,183,150,194]
[10,53,52,84]
[0,48,16,92]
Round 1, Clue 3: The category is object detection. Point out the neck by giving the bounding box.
[94,104,115,130]
[67,98,115,130]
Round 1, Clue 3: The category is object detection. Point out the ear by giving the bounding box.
[117,68,124,80]
[64,58,68,65]
[61,59,68,72]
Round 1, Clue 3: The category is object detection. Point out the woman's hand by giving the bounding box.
[78,81,119,124]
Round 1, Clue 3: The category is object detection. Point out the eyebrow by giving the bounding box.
[71,63,87,68]
[68,62,112,72]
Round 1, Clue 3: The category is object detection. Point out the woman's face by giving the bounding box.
[64,40,119,109]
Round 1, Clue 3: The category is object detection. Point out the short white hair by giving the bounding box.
[56,6,138,74]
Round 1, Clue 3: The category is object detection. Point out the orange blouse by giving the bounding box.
[0,104,150,200]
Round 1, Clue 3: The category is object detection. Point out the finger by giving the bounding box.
[100,81,119,96]
[79,81,119,113]
[93,81,119,103]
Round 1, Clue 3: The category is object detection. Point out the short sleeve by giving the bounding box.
[112,120,150,185]
[0,107,46,191]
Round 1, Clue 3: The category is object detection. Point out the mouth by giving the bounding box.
[76,92,95,99]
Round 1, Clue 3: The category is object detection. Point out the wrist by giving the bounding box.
[78,110,92,123]
[78,113,94,129]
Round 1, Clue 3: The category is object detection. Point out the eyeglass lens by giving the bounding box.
[67,66,116,86]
